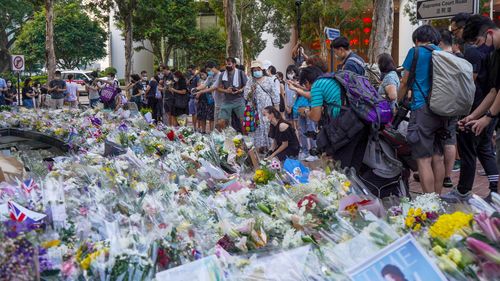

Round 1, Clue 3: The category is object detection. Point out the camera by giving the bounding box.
[392,98,410,129]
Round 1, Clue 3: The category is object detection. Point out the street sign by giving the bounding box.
[324,27,340,41]
[416,0,479,20]
[11,55,25,72]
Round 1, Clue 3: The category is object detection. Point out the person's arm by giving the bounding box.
[466,89,500,135]
[385,84,398,102]
[124,81,137,91]
[306,106,322,122]
[397,71,410,101]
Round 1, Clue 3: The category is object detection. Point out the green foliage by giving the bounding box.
[102,67,118,76]
[13,1,107,70]
[209,0,292,62]
[132,0,198,64]
[188,28,227,67]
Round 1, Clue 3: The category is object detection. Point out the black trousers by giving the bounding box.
[457,119,498,194]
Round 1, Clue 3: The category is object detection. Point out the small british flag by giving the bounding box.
[8,201,46,224]
[20,178,39,194]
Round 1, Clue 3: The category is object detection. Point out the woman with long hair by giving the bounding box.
[263,106,300,161]
[169,70,189,126]
[22,78,35,109]
[377,53,400,112]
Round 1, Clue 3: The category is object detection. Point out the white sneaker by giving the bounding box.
[304,155,319,162]
[298,152,308,161]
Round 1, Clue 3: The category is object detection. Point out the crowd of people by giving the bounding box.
[1,13,500,202]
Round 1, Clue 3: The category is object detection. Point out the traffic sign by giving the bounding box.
[324,27,341,41]
[11,55,25,72]
[416,0,479,20]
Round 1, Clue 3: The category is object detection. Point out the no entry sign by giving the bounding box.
[11,55,25,72]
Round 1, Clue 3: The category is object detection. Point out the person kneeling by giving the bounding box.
[264,106,300,161]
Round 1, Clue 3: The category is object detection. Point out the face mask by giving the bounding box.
[174,78,179,82]
[261,115,269,123]
[7,83,11,87]
[142,76,147,81]
[253,71,263,78]
[287,73,295,80]
[207,71,214,77]
[226,66,234,72]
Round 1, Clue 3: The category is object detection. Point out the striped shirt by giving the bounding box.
[310,78,342,118]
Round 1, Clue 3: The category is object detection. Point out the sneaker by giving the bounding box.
[441,188,472,203]
[304,155,319,162]
[298,152,308,161]
[443,177,453,188]
[413,173,420,182]
[452,160,461,172]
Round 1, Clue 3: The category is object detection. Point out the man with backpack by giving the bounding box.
[217,57,247,130]
[332,36,366,76]
[398,25,449,195]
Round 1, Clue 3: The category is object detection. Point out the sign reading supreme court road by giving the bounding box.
[416,0,478,20]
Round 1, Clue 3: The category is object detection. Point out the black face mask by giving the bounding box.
[226,66,234,72]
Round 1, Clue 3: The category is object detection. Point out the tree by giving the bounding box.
[0,0,38,72]
[223,0,244,62]
[209,0,292,64]
[45,0,56,80]
[91,0,138,83]
[131,0,199,66]
[188,28,226,67]
[368,0,393,63]
[14,2,107,70]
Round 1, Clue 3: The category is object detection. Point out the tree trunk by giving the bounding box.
[319,16,328,62]
[368,0,394,63]
[124,14,133,84]
[45,0,56,82]
[0,30,10,73]
[223,0,244,64]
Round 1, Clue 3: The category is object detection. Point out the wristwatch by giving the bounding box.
[485,110,498,119]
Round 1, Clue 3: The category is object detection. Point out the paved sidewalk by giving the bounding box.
[410,166,491,197]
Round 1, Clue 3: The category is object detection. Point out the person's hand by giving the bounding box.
[466,116,492,136]
[196,93,202,99]
[286,107,291,114]
[458,115,474,131]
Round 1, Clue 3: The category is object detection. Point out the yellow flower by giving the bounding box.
[415,208,422,216]
[408,208,415,217]
[80,249,108,270]
[429,212,473,240]
[405,216,416,228]
[342,181,351,192]
[413,223,422,232]
[236,148,245,157]
[420,212,427,221]
[447,248,462,264]
[42,239,61,249]
[433,245,445,256]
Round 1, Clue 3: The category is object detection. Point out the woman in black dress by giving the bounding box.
[168,71,189,126]
[264,106,300,161]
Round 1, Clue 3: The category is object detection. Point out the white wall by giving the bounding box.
[108,10,154,79]
[399,0,420,65]
[257,31,295,73]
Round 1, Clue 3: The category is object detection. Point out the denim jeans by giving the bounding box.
[298,115,317,154]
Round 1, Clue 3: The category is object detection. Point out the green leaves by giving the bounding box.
[13,1,107,70]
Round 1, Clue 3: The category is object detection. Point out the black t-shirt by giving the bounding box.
[464,46,486,110]
[147,80,158,98]
[22,86,34,100]
[49,79,66,99]
[174,78,187,92]
[132,82,143,97]
[268,121,300,150]
[488,49,500,92]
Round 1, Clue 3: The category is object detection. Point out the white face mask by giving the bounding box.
[261,115,269,123]
[287,73,295,80]
[174,78,179,82]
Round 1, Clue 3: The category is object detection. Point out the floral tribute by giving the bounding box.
[0,107,499,280]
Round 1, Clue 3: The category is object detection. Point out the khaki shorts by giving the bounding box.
[407,104,448,159]
[51,98,64,109]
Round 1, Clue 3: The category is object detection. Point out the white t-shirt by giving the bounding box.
[206,72,222,105]
[66,81,79,102]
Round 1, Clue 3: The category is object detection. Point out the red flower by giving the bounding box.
[157,248,170,268]
[166,130,175,141]
[298,194,319,210]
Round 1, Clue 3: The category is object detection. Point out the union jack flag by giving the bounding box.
[8,201,46,224]
[20,178,39,194]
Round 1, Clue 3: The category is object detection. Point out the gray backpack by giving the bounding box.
[420,46,475,117]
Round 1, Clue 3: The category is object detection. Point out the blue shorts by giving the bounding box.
[189,98,197,115]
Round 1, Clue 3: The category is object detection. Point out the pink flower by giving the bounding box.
[475,212,500,243]
[62,259,76,277]
[480,261,500,280]
[467,237,500,264]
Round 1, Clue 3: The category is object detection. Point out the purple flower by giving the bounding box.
[467,237,500,264]
[475,212,500,243]
[91,117,102,126]
[118,123,128,132]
